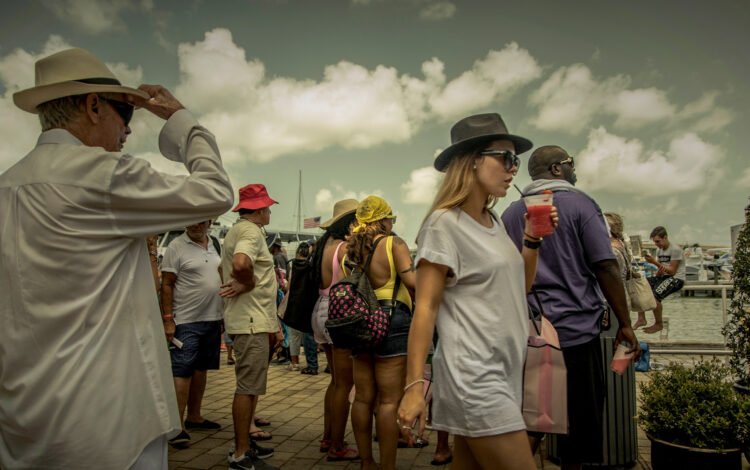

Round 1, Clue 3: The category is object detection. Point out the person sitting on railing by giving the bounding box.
[635,226,686,334]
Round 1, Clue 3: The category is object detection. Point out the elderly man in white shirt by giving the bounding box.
[0,48,233,469]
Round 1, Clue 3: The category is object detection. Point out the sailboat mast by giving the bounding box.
[297,170,302,234]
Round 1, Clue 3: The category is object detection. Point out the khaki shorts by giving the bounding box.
[230,333,270,395]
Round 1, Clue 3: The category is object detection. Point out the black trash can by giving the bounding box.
[547,314,638,467]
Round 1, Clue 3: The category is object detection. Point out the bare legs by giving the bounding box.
[432,431,452,465]
[185,370,207,422]
[635,301,664,334]
[174,369,209,428]
[322,345,335,444]
[454,431,536,470]
[351,353,406,470]
[232,393,258,458]
[330,345,355,451]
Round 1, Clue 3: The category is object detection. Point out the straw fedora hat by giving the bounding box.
[13,48,149,114]
[434,113,533,172]
[319,198,358,229]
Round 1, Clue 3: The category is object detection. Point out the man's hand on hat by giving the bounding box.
[128,84,185,120]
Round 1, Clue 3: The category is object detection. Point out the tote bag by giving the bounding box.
[626,271,657,312]
[523,292,568,435]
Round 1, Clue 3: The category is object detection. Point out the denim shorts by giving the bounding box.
[170,320,222,377]
[375,302,412,358]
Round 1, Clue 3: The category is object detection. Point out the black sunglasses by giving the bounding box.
[549,156,575,170]
[479,149,520,172]
[99,96,134,126]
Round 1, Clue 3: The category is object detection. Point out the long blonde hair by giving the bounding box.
[422,150,496,227]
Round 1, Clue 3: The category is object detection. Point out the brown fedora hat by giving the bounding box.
[434,113,533,172]
[13,48,149,114]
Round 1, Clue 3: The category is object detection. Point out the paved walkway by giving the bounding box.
[167,352,746,470]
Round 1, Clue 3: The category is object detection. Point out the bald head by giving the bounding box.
[527,145,576,184]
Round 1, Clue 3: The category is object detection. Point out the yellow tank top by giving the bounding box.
[373,236,412,309]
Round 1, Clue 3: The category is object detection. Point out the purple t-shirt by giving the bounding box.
[501,191,615,347]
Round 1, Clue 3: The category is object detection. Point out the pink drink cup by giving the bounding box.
[524,193,554,237]
[610,342,634,375]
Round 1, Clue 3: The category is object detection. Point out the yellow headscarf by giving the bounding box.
[352,195,395,233]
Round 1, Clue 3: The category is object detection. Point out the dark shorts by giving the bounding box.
[375,302,412,358]
[171,320,222,377]
[648,276,685,302]
[557,337,605,464]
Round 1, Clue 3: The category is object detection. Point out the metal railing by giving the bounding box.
[651,283,734,355]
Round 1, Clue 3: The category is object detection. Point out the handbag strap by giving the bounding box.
[528,289,546,336]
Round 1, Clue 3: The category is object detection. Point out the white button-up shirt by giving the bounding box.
[0,110,233,469]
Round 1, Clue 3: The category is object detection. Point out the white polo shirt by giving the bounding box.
[161,233,223,325]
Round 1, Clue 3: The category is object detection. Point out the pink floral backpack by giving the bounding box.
[326,236,400,350]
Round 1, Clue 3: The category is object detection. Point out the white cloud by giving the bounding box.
[605,88,675,128]
[575,127,723,197]
[676,91,734,133]
[174,29,540,163]
[529,65,734,136]
[42,0,153,34]
[528,64,630,134]
[314,185,382,212]
[315,189,334,212]
[736,169,750,189]
[419,1,456,21]
[402,166,441,204]
[428,43,542,120]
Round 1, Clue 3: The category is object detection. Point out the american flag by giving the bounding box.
[303,216,321,229]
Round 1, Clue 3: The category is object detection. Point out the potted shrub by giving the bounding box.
[638,360,750,469]
[723,199,750,390]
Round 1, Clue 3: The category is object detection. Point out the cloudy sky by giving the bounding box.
[1,0,747,246]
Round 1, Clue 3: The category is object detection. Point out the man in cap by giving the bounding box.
[501,145,639,470]
[220,183,281,469]
[0,48,233,468]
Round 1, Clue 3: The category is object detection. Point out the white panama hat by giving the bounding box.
[13,48,149,113]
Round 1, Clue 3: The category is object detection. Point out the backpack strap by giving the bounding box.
[361,235,386,271]
[210,235,222,256]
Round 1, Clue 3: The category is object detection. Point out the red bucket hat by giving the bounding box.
[232,184,278,212]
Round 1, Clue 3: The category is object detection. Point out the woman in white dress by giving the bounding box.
[397,113,557,469]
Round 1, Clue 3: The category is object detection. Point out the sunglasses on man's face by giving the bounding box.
[99,96,134,126]
[479,149,520,172]
[550,156,575,170]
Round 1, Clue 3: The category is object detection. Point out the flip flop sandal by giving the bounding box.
[249,430,273,441]
[319,439,332,453]
[254,417,271,427]
[430,456,453,466]
[327,447,360,461]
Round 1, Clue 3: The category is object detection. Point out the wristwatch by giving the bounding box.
[523,238,542,249]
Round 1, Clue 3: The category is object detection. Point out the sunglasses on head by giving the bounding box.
[479,149,520,172]
[549,156,575,170]
[98,95,134,126]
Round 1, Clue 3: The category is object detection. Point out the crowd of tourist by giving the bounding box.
[2,47,684,470]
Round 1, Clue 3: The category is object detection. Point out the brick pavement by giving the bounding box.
[170,352,660,469]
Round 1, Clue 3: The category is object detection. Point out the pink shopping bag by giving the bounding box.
[523,310,568,435]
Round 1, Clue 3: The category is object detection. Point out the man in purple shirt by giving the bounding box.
[502,145,639,470]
